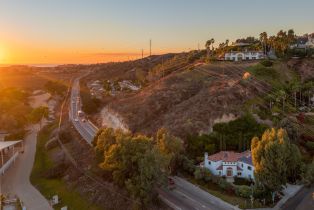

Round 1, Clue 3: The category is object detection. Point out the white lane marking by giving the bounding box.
[159,196,182,210]
[174,190,208,209]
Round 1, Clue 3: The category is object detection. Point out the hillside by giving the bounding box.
[82,55,314,141]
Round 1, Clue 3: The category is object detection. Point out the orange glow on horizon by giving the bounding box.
[1,46,174,65]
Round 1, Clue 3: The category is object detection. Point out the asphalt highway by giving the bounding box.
[70,76,97,144]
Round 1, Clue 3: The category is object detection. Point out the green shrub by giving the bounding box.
[194,167,212,182]
[253,186,271,200]
[260,60,273,67]
[44,80,67,96]
[203,168,212,182]
[194,168,203,180]
[235,185,252,198]
[302,161,314,186]
[218,178,233,191]
[181,156,195,174]
[211,175,221,184]
[305,141,314,151]
[234,177,253,186]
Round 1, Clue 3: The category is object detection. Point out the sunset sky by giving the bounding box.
[0,0,313,65]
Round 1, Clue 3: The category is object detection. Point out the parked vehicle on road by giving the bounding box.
[78,110,84,117]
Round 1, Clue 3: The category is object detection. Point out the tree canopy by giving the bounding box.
[28,106,49,124]
[95,128,167,207]
[186,114,268,161]
[251,128,302,192]
[44,80,67,96]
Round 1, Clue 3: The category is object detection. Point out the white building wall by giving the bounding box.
[203,153,255,180]
[225,52,264,61]
[238,162,255,179]
[204,153,221,176]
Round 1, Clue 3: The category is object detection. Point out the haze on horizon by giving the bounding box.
[0,0,313,65]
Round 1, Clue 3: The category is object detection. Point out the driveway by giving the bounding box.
[1,124,53,210]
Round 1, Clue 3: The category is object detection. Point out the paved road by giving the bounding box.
[70,75,234,210]
[1,124,53,210]
[159,176,236,210]
[280,186,314,210]
[70,75,97,144]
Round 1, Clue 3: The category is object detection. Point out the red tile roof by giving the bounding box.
[208,151,251,163]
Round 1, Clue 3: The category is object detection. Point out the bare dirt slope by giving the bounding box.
[288,58,314,82]
[109,62,268,138]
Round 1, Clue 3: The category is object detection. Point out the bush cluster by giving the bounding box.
[260,60,273,67]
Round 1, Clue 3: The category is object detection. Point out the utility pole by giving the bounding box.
[142,49,144,59]
[198,43,200,52]
[150,39,152,57]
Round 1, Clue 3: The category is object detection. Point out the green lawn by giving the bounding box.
[30,123,103,210]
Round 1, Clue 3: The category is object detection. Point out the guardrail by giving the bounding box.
[87,120,99,133]
[0,152,19,175]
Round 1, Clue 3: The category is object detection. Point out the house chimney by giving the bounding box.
[204,152,209,167]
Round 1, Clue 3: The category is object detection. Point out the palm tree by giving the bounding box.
[225,39,229,47]
[211,38,215,53]
[287,29,296,45]
[205,38,215,59]
[259,32,268,55]
[205,39,212,58]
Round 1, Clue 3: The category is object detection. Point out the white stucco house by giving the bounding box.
[225,51,265,61]
[201,151,255,180]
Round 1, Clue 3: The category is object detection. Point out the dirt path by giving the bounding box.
[1,92,54,210]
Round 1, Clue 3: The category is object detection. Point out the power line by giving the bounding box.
[149,39,152,57]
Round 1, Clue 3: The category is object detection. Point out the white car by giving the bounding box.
[74,118,79,122]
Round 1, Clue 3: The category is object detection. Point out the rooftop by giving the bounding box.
[207,150,253,165]
[0,140,22,151]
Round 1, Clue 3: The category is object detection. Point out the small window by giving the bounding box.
[208,161,211,165]
[219,171,222,175]
[237,172,241,176]
[242,164,243,167]
[248,166,252,171]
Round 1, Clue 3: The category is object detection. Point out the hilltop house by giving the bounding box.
[201,151,255,180]
[291,34,314,49]
[225,51,265,61]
